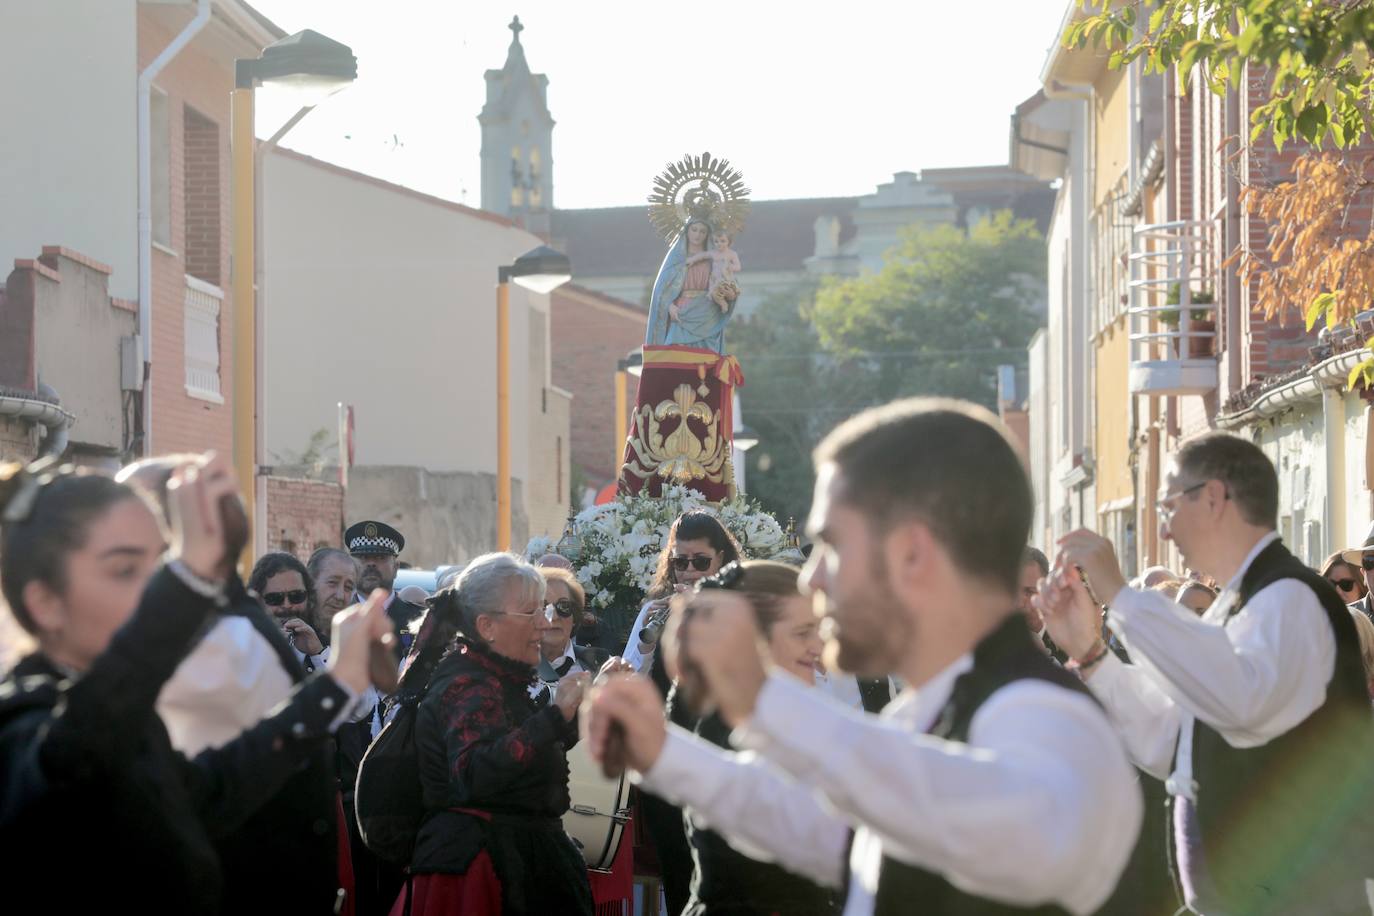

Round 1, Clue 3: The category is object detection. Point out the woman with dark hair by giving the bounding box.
[0,454,392,913]
[624,511,741,686]
[1323,551,1368,607]
[395,552,595,916]
[673,560,836,916]
[250,550,327,672]
[621,512,740,916]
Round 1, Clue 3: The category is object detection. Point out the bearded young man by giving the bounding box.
[584,398,1141,916]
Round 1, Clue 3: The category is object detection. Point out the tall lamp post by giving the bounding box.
[231,30,356,568]
[614,347,643,470]
[496,246,572,551]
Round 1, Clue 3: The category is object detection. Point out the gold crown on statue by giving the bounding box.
[648,151,751,242]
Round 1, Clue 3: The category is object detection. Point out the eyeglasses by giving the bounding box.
[671,554,717,572]
[1156,481,1208,520]
[545,598,576,619]
[1362,556,1374,572]
[262,589,308,607]
[1329,577,1359,592]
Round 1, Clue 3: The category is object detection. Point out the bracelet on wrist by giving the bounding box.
[1067,640,1110,678]
[166,558,228,607]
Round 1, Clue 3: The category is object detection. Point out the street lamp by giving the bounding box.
[614,347,642,470]
[230,30,356,570]
[733,423,761,452]
[496,246,572,551]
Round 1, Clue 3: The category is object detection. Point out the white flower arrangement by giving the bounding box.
[522,485,794,644]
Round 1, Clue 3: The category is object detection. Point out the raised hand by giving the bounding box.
[328,589,396,695]
[554,671,592,721]
[582,674,666,775]
[281,618,324,656]
[1036,563,1105,663]
[166,453,239,584]
[676,590,767,727]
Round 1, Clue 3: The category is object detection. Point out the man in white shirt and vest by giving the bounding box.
[584,397,1142,915]
[1040,431,1374,915]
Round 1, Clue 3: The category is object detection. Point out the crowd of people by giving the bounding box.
[2,397,1374,916]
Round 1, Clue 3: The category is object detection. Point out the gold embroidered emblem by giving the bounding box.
[621,383,735,497]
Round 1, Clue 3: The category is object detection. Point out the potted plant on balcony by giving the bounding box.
[1158,284,1216,358]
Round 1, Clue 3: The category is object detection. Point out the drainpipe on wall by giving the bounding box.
[0,389,74,459]
[137,0,211,455]
[1224,81,1244,397]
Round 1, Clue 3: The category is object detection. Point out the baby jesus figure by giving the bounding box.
[686,230,741,311]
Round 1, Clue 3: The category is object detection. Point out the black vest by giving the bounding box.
[870,615,1094,916]
[1184,539,1374,915]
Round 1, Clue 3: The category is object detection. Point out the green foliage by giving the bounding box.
[811,212,1046,406]
[730,212,1047,521]
[269,428,336,478]
[1065,1,1374,149]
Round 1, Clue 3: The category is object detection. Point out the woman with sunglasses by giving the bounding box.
[249,551,327,672]
[0,454,393,913]
[624,511,741,689]
[1322,551,1369,610]
[533,567,609,692]
[396,552,594,916]
[621,512,740,916]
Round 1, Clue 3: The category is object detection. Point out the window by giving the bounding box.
[184,274,223,401]
[183,106,221,285]
[150,88,171,248]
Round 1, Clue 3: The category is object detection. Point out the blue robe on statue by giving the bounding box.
[644,220,735,354]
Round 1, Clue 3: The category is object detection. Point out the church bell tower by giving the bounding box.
[479,15,555,229]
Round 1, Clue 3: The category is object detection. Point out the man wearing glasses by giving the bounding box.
[1338,521,1374,620]
[1040,432,1374,916]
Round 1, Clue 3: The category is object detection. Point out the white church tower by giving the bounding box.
[479,15,554,229]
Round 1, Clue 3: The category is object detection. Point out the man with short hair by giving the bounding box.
[309,547,360,636]
[1041,432,1374,915]
[586,398,1141,915]
[344,520,424,651]
[1018,546,1066,662]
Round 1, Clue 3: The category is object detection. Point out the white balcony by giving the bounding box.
[1127,220,1219,397]
[184,275,224,403]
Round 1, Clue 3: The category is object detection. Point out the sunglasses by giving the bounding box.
[671,554,716,572]
[545,598,576,619]
[1363,556,1374,571]
[1329,577,1359,592]
[262,589,308,607]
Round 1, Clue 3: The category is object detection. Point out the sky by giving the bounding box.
[249,0,1073,209]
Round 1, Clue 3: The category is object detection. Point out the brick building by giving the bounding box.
[549,284,645,498]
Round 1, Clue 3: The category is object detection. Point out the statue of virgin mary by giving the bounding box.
[644,217,736,355]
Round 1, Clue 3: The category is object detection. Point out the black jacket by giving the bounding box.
[214,579,343,915]
[0,567,352,915]
[409,636,591,914]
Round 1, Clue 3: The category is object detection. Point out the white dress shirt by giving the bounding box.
[1089,532,1337,790]
[622,600,661,674]
[640,657,1142,915]
[158,616,294,755]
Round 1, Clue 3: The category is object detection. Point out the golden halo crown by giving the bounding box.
[647,151,751,243]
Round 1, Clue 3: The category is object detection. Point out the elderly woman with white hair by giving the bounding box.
[395,552,595,916]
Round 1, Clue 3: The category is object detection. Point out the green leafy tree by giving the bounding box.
[730,211,1046,522]
[811,212,1046,406]
[1066,0,1374,148]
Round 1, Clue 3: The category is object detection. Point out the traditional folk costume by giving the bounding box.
[396,634,592,916]
[1089,534,1374,915]
[636,616,1141,915]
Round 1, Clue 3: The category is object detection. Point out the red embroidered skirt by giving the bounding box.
[388,852,502,916]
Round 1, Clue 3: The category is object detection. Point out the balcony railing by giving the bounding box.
[184,274,223,402]
[1126,220,1219,397]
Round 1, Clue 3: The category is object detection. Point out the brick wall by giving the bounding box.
[0,415,37,464]
[549,285,645,488]
[182,106,220,286]
[138,11,236,458]
[264,476,344,560]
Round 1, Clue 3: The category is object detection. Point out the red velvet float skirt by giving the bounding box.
[389,852,501,916]
[619,345,743,502]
